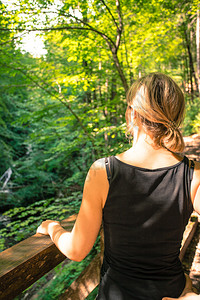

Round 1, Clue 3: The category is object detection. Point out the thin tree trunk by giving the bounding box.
[184,53,189,93]
[197,6,200,94]
[183,24,194,100]
[112,51,129,93]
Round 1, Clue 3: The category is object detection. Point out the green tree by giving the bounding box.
[0,0,199,210]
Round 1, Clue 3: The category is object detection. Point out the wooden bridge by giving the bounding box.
[0,214,198,300]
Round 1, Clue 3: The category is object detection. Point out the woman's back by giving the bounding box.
[97,155,194,300]
[97,72,200,299]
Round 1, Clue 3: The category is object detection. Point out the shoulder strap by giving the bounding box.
[190,159,195,181]
[105,157,111,183]
[185,156,195,182]
[182,156,194,212]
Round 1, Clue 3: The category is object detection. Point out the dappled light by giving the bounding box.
[0,0,199,298]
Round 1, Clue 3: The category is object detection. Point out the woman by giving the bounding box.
[37,73,200,299]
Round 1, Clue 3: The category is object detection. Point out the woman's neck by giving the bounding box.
[117,129,183,169]
[133,130,165,153]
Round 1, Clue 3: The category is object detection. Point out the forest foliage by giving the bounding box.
[0,0,199,298]
[0,0,199,241]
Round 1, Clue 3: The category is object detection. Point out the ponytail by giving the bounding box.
[127,73,185,153]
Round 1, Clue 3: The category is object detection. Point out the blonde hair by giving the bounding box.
[126,73,185,153]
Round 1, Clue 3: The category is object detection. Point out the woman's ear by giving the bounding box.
[130,106,138,127]
[131,108,136,121]
[125,105,138,131]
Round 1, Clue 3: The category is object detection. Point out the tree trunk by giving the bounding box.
[197,7,200,94]
[183,24,195,100]
[112,51,129,93]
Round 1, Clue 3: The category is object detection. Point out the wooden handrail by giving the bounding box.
[179,215,198,261]
[0,214,198,300]
[0,215,77,300]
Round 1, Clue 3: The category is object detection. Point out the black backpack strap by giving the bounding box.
[105,157,111,183]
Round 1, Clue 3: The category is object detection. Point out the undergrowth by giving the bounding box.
[0,191,101,299]
[0,192,82,252]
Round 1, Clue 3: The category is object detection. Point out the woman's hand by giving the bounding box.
[36,220,61,235]
[162,293,200,300]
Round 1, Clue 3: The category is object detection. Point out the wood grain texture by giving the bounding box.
[0,214,77,300]
[179,216,198,262]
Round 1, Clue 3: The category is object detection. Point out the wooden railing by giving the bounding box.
[0,214,198,300]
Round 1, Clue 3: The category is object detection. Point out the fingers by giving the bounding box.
[36,220,61,235]
[36,224,48,235]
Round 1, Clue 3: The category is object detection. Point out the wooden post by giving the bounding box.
[59,226,104,299]
[59,253,101,300]
[179,216,198,261]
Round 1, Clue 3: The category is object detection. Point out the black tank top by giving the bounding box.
[97,156,194,300]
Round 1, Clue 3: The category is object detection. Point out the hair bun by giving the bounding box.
[163,127,185,152]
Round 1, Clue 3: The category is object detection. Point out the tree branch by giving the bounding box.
[99,0,119,31]
[58,10,116,49]
[0,59,97,149]
[0,24,116,49]
[115,0,123,50]
[0,84,35,87]
[1,0,128,93]
[0,33,26,46]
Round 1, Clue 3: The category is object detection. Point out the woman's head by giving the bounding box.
[126,72,185,153]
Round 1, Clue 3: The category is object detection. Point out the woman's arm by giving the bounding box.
[36,158,109,262]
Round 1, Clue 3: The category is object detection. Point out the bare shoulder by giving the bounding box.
[84,158,109,207]
[91,158,106,171]
[193,160,200,183]
[85,158,107,184]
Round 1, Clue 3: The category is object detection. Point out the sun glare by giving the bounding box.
[2,0,63,58]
